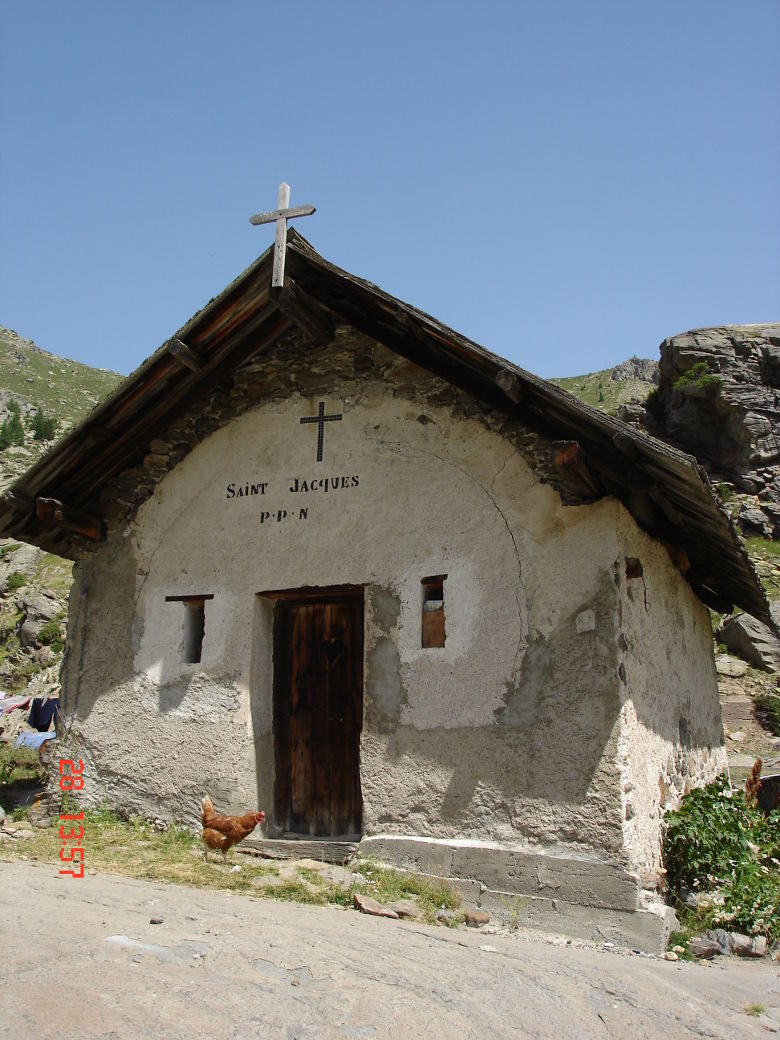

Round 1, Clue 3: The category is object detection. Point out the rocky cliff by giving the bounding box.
[624,324,780,538]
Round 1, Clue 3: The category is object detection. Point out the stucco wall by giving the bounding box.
[59,347,687,863]
[614,511,728,873]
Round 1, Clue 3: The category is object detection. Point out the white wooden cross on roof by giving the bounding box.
[249,183,315,288]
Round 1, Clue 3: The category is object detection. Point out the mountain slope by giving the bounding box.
[550,356,657,415]
[0,325,122,490]
[0,327,121,701]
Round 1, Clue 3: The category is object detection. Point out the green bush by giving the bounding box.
[673,361,723,395]
[37,619,64,649]
[6,571,26,590]
[663,776,780,941]
[754,692,780,736]
[0,411,25,449]
[30,406,57,441]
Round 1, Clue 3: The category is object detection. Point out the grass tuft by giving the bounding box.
[0,745,48,785]
[745,1003,766,1018]
[265,879,328,905]
[0,808,463,925]
[347,857,462,925]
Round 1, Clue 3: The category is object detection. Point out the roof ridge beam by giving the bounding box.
[271,277,335,344]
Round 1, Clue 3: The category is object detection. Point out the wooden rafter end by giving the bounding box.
[36,498,105,541]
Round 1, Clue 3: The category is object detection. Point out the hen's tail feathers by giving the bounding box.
[201,794,215,826]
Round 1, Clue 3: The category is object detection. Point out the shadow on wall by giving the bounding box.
[62,544,229,721]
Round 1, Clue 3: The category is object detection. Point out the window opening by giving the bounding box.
[165,594,213,664]
[625,558,644,580]
[421,575,446,648]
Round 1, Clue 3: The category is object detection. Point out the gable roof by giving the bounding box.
[0,232,771,625]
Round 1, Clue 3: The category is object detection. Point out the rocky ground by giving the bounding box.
[1,860,778,1040]
[712,545,780,785]
[0,540,71,712]
[716,657,780,783]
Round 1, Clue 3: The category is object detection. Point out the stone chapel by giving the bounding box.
[0,232,769,950]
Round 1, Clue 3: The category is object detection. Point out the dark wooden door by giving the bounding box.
[273,594,363,837]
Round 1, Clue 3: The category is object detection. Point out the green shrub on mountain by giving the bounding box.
[0,410,25,449]
[673,361,723,395]
[30,406,57,441]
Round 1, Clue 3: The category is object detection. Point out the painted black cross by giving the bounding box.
[300,401,342,463]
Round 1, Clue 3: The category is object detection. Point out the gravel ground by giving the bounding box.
[1,860,778,1039]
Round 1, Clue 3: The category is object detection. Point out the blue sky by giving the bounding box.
[1,1,777,379]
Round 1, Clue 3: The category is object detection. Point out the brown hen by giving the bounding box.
[200,794,265,861]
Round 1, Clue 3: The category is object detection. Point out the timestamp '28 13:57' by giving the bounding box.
[58,758,85,879]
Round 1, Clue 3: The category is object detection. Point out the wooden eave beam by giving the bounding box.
[495,368,524,404]
[2,302,286,517]
[279,244,774,627]
[9,264,280,508]
[286,255,564,425]
[36,497,105,541]
[688,578,734,616]
[87,423,117,444]
[304,281,736,561]
[550,440,602,499]
[168,337,205,371]
[63,308,294,504]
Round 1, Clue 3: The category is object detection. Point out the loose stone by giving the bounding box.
[730,933,767,958]
[353,893,399,919]
[688,937,721,959]
[390,900,422,920]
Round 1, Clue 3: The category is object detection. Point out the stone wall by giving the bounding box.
[614,511,728,872]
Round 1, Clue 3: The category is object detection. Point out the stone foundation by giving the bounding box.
[360,834,676,954]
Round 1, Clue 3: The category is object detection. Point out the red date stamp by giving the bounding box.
[58,759,85,878]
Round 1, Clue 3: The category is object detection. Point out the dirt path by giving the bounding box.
[1,860,778,1039]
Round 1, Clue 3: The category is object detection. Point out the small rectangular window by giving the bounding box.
[421,575,446,648]
[165,594,214,664]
